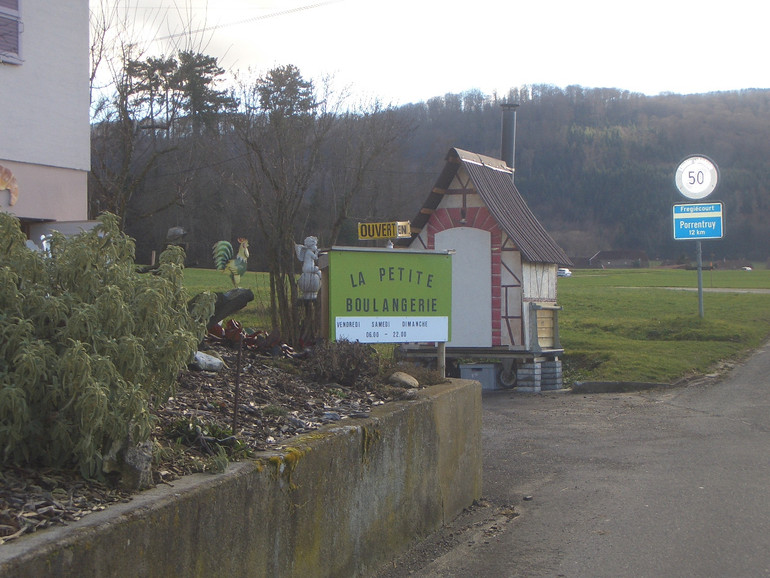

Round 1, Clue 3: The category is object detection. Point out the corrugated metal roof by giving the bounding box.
[400,148,572,266]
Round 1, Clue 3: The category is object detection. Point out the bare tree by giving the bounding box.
[89,42,178,226]
[235,65,336,343]
[88,1,227,227]
[320,99,412,245]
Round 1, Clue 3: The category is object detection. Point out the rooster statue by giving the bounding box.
[212,237,249,288]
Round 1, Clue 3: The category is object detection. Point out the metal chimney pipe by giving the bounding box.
[501,102,519,182]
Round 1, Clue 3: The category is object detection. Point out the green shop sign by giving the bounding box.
[327,247,452,343]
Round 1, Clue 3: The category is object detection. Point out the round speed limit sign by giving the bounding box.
[675,155,719,200]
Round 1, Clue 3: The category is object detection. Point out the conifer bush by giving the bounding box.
[0,212,215,477]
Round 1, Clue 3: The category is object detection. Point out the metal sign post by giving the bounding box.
[673,155,721,318]
[696,240,704,318]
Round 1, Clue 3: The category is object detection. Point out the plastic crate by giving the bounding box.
[459,363,498,390]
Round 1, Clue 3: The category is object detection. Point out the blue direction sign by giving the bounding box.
[673,203,724,240]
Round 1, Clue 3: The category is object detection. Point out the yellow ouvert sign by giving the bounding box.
[357,221,411,240]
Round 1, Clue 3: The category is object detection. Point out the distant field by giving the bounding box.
[558,268,770,384]
[565,267,770,289]
[184,266,770,386]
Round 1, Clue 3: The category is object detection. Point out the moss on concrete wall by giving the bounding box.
[0,379,482,578]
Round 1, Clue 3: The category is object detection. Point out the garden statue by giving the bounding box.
[212,237,249,288]
[296,235,321,300]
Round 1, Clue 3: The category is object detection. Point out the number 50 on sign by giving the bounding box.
[675,155,719,200]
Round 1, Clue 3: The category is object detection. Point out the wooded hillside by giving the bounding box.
[389,86,770,264]
[91,66,770,267]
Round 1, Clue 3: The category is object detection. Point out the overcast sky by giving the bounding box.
[120,0,768,105]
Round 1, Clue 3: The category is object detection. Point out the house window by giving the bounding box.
[0,0,21,64]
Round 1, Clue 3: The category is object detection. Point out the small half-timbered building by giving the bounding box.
[398,147,572,390]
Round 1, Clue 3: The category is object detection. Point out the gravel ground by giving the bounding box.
[0,339,427,546]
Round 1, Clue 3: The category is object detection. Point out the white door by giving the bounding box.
[435,227,492,347]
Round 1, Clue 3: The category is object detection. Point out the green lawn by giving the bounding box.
[184,266,770,386]
[558,268,770,384]
[184,268,273,329]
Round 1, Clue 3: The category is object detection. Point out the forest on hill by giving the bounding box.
[90,57,770,269]
[388,85,770,264]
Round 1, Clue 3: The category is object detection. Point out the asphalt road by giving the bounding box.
[375,340,770,577]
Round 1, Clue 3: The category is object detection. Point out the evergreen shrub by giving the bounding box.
[0,212,215,477]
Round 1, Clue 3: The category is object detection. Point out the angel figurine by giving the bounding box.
[296,236,321,299]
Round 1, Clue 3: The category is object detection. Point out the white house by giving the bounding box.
[0,0,92,242]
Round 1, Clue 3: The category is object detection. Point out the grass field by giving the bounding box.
[184,266,770,387]
[184,268,274,329]
[557,268,770,384]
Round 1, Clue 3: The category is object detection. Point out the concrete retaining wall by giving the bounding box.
[0,379,482,577]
